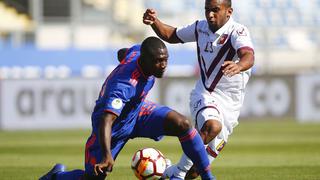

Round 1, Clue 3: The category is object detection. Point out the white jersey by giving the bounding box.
[168,18,255,179]
[176,17,254,108]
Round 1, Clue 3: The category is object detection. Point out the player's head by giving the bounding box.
[140,36,168,78]
[205,0,233,33]
[117,48,128,62]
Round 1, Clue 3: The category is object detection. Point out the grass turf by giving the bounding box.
[0,120,320,180]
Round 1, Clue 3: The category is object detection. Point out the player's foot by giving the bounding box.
[39,163,66,180]
[161,164,185,180]
[209,175,217,180]
[165,158,172,168]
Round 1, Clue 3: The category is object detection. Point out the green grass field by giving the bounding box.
[1,120,320,180]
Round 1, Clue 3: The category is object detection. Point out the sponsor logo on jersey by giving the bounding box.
[236,27,247,36]
[218,34,228,44]
[111,98,123,109]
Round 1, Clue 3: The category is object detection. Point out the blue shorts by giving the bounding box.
[84,101,172,176]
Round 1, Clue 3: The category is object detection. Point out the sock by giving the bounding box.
[206,146,218,164]
[208,154,216,164]
[178,128,212,179]
[55,169,84,180]
[175,150,217,178]
[176,153,193,173]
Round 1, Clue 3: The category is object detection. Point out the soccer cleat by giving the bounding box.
[39,163,66,180]
[161,164,217,180]
[169,176,184,180]
[165,158,172,168]
[161,164,185,180]
[210,175,217,180]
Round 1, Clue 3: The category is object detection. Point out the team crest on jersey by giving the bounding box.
[218,34,228,44]
[111,98,123,109]
[236,27,247,36]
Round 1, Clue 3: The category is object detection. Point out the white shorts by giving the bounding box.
[189,88,242,157]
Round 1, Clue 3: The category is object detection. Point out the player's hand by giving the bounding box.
[94,156,114,176]
[222,61,242,77]
[143,8,157,25]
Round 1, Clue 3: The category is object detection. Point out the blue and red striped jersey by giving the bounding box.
[91,44,155,133]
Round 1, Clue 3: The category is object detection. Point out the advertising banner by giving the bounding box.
[0,79,159,130]
[296,74,320,122]
[0,74,319,130]
[241,75,296,119]
[0,79,99,130]
[158,75,296,120]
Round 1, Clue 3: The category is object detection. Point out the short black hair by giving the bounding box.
[141,36,166,57]
[224,0,232,8]
[117,48,128,62]
[205,0,232,8]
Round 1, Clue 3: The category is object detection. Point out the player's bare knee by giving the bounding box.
[200,120,222,142]
[173,115,191,133]
[164,111,191,136]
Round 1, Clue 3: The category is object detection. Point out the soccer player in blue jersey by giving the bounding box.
[39,37,214,180]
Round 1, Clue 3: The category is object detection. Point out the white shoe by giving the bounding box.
[165,158,172,168]
[161,164,186,180]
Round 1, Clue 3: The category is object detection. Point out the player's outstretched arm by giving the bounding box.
[237,48,255,71]
[94,112,117,176]
[143,8,181,44]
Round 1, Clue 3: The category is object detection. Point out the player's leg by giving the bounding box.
[185,107,224,178]
[39,163,67,180]
[39,158,84,180]
[54,169,85,180]
[82,132,129,180]
[198,118,222,144]
[52,134,98,180]
[163,107,223,179]
[165,110,214,179]
[185,134,227,179]
[185,93,240,179]
[133,101,213,180]
[54,131,128,180]
[163,90,225,179]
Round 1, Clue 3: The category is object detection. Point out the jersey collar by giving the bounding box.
[214,17,234,36]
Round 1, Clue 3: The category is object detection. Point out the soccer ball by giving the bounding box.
[131,147,167,180]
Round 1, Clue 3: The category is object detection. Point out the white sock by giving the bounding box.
[208,153,216,164]
[174,153,193,177]
[174,150,216,178]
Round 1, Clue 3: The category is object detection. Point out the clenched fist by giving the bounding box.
[143,8,157,25]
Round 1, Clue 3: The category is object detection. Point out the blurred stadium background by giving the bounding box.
[0,0,320,179]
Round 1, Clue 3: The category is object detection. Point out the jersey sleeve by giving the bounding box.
[176,21,197,43]
[120,44,141,64]
[127,44,141,53]
[231,25,254,53]
[103,80,134,116]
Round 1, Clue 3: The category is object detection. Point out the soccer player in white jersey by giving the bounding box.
[143,0,255,179]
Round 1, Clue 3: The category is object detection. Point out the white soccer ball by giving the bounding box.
[131,147,167,180]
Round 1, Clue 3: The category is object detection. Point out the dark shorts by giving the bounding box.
[84,101,172,176]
